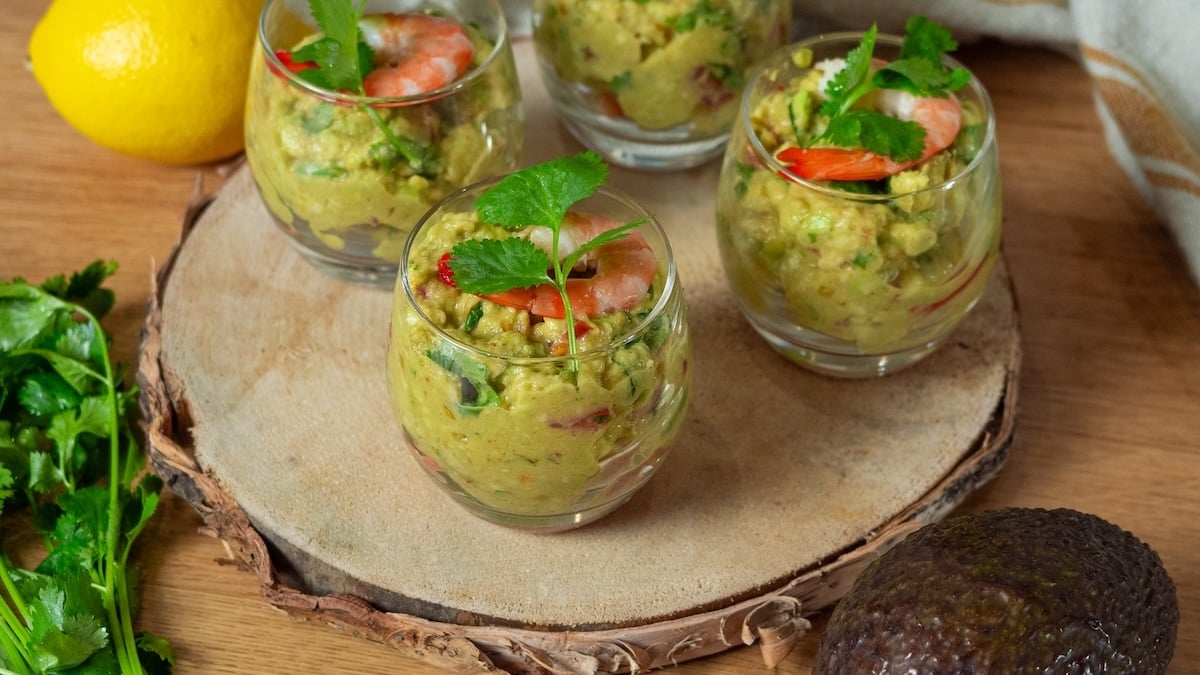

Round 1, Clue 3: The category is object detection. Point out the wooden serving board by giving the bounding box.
[137,43,1020,673]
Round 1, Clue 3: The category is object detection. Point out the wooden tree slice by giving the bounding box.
[137,44,1020,673]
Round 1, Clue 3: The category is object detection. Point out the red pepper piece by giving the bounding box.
[437,253,457,287]
[275,50,318,73]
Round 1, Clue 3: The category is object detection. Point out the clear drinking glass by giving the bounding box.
[245,0,524,285]
[531,0,791,171]
[715,33,1001,377]
[387,180,691,532]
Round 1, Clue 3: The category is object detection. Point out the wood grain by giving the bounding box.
[3,1,1198,672]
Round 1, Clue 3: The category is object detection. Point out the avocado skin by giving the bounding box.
[813,508,1178,674]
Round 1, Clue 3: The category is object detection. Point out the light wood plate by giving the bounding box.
[136,43,1020,673]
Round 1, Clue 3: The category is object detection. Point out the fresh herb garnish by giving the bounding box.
[609,71,634,92]
[447,151,647,363]
[667,1,733,33]
[812,16,970,161]
[286,0,438,174]
[462,303,484,334]
[0,262,173,675]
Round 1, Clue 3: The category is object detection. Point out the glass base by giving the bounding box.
[561,116,728,172]
[286,239,398,287]
[745,312,945,378]
[402,431,650,533]
[443,490,637,534]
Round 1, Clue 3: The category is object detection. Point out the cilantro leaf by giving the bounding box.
[306,0,367,90]
[18,371,82,416]
[26,348,103,394]
[0,285,65,351]
[28,451,61,493]
[900,15,958,64]
[28,581,109,671]
[448,238,552,295]
[873,57,961,97]
[39,260,117,320]
[424,343,500,415]
[822,110,926,163]
[819,23,877,118]
[137,632,177,675]
[38,487,108,577]
[291,38,340,90]
[476,151,608,231]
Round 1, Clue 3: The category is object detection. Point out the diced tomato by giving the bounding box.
[437,253,457,287]
[692,65,735,109]
[275,50,317,73]
[597,91,624,118]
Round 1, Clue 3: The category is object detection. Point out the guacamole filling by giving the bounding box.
[246,22,522,263]
[535,0,790,133]
[388,210,687,515]
[719,57,999,351]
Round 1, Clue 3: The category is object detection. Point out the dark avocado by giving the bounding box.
[814,508,1178,674]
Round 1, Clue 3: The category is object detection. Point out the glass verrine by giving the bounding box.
[388,180,691,532]
[531,0,791,171]
[245,0,524,285]
[715,33,1001,377]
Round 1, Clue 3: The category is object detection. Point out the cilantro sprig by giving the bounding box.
[812,16,970,162]
[1,263,173,674]
[284,0,438,174]
[446,152,647,364]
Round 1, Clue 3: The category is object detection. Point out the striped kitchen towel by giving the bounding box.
[792,0,1200,285]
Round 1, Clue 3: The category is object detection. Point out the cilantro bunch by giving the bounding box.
[0,263,173,674]
[446,152,647,362]
[811,16,970,162]
[281,0,438,174]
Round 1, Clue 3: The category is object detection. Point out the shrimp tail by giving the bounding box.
[777,146,905,182]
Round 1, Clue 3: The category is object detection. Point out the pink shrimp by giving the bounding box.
[357,13,474,97]
[483,213,657,319]
[777,88,963,182]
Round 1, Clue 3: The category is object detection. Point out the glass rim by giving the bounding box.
[400,177,681,364]
[741,31,998,202]
[258,0,510,107]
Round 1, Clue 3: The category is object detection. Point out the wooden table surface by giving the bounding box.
[4,2,1198,673]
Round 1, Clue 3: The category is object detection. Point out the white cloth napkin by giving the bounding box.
[790,0,1200,285]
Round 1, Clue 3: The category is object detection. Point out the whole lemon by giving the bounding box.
[28,0,263,165]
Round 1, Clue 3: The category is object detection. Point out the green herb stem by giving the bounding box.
[0,629,32,675]
[549,228,581,370]
[82,305,142,675]
[835,80,877,119]
[117,559,142,672]
[0,587,33,674]
[0,561,30,625]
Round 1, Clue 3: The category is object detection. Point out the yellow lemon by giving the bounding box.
[28,0,263,165]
